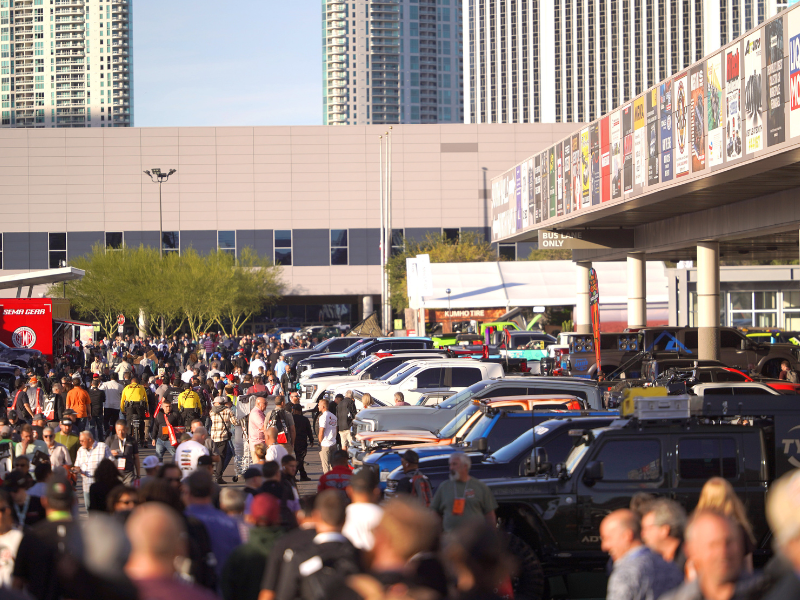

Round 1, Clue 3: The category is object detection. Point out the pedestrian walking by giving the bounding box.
[316,398,337,474]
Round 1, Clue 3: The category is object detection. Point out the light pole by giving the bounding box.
[143,168,177,258]
[446,288,452,333]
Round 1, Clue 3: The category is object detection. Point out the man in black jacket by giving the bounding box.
[150,401,182,461]
[291,404,314,482]
[87,375,106,440]
[336,390,358,451]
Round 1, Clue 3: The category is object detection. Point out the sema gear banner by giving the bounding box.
[610,110,622,198]
[791,9,800,138]
[707,53,724,166]
[726,44,743,159]
[691,63,706,173]
[646,88,660,185]
[744,31,764,153]
[766,17,786,146]
[674,73,690,177]
[660,80,674,182]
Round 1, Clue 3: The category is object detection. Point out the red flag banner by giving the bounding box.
[589,268,602,377]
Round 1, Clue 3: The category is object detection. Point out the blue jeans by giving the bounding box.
[87,416,104,441]
[155,438,175,461]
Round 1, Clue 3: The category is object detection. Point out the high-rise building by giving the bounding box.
[464,0,778,124]
[322,0,463,125]
[0,0,132,128]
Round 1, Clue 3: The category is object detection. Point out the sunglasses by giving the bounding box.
[43,435,53,439]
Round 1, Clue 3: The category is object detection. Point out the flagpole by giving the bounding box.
[386,127,393,335]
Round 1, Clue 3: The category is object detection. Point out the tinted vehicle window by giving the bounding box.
[480,386,528,399]
[369,359,403,379]
[702,387,734,395]
[720,330,744,349]
[697,370,713,383]
[594,440,661,481]
[391,341,428,350]
[527,386,588,402]
[715,370,748,382]
[485,416,533,452]
[415,367,443,388]
[451,367,484,387]
[329,338,362,351]
[683,331,698,349]
[678,438,737,479]
[734,386,774,395]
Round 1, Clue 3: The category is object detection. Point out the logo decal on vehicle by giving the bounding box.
[782,424,800,469]
[11,327,35,349]
[573,358,589,371]
[646,331,694,354]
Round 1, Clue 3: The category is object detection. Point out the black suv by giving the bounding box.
[486,395,799,599]
[294,337,434,378]
[283,336,370,374]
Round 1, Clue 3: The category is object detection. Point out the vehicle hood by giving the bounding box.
[330,380,389,393]
[299,367,349,380]
[356,405,443,419]
[302,374,358,387]
[357,430,439,443]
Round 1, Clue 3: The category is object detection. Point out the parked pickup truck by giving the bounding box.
[345,359,505,406]
[294,337,434,378]
[350,376,612,438]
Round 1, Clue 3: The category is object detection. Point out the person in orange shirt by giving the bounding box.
[65,375,91,432]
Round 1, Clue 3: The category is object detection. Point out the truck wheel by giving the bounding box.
[507,533,545,600]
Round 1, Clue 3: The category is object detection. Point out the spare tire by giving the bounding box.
[507,533,545,600]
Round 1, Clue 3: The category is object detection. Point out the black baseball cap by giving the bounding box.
[400,450,419,464]
[243,466,263,480]
[197,455,213,467]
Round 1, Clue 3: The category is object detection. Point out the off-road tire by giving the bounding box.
[507,533,545,600]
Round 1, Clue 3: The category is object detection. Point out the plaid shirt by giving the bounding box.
[76,441,113,488]
[209,406,233,442]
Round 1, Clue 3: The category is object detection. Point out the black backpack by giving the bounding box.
[297,541,361,600]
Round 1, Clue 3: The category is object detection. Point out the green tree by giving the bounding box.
[524,248,573,261]
[386,232,497,312]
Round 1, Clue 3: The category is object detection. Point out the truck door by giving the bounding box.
[575,436,668,550]
[717,330,756,371]
[671,433,744,515]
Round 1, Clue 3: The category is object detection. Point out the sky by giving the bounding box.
[132,1,323,127]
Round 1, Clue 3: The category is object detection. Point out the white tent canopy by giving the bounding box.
[417,261,669,310]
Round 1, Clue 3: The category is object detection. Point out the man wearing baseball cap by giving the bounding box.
[55,418,80,464]
[139,455,160,488]
[390,449,433,507]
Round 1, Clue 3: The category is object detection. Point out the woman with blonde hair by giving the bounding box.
[253,442,267,465]
[695,477,756,571]
[360,392,373,410]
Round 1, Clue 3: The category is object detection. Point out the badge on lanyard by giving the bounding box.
[452,498,466,516]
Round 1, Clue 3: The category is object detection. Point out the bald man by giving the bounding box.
[660,511,745,600]
[600,509,682,600]
[125,503,218,600]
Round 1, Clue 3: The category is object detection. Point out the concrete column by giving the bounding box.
[697,242,720,360]
[575,261,592,334]
[362,295,374,318]
[627,253,647,329]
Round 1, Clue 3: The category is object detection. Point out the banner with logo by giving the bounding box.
[549,147,556,217]
[660,80,674,182]
[691,63,706,172]
[623,104,633,191]
[0,299,55,360]
[745,31,764,153]
[707,53,724,166]
[521,162,529,226]
[541,151,550,221]
[571,135,581,212]
[601,115,610,202]
[611,110,622,198]
[634,97,646,185]
[675,73,690,177]
[514,166,522,231]
[591,123,601,204]
[589,268,602,376]
[556,142,564,216]
[726,43,743,159]
[791,10,800,138]
[646,88,660,185]
[534,155,541,223]
[563,139,572,214]
[580,128,591,206]
[767,17,786,146]
[526,158,534,225]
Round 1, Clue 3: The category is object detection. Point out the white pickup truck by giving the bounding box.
[344,359,505,406]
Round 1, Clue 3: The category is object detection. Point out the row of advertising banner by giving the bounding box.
[492,10,800,241]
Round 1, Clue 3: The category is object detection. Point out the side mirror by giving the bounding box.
[360,350,367,358]
[533,447,550,474]
[474,437,488,453]
[741,339,749,351]
[406,377,418,390]
[583,460,604,485]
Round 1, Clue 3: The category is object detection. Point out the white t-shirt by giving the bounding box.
[0,528,22,587]
[99,380,124,410]
[248,359,267,375]
[318,412,338,447]
[342,503,384,551]
[175,440,210,479]
[265,443,288,464]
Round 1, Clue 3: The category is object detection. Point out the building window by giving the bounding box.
[162,231,179,255]
[331,229,348,265]
[783,292,800,329]
[443,228,460,241]
[391,229,404,255]
[105,232,123,250]
[728,291,778,328]
[499,243,516,260]
[274,230,292,266]
[48,232,66,268]
[218,230,235,255]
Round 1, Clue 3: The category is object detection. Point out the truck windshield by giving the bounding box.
[438,380,495,410]
[349,355,379,375]
[463,414,495,443]
[312,337,336,351]
[343,339,373,356]
[490,426,546,462]
[438,403,481,438]
[385,365,421,385]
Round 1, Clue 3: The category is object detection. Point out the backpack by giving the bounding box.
[409,472,433,507]
[296,542,361,600]
[268,408,289,444]
[788,369,800,384]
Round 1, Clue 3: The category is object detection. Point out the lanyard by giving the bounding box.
[14,496,30,526]
[452,479,471,500]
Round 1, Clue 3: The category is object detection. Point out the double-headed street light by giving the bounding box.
[143,168,177,257]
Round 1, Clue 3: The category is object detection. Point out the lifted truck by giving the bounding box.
[487,395,800,600]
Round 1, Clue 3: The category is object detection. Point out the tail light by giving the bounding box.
[566,400,582,410]
[482,344,489,359]
[519,359,530,373]
[374,352,393,358]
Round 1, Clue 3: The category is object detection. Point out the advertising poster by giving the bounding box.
[610,110,622,198]
[691,63,706,172]
[744,31,763,153]
[707,54,724,166]
[521,162,529,226]
[766,18,785,146]
[556,142,564,216]
[526,159,534,225]
[601,116,610,202]
[572,135,581,212]
[563,138,571,214]
[549,147,556,218]
[791,10,800,138]
[726,44,743,159]
[514,166,522,231]
[674,73,690,177]
[580,128,591,206]
[660,80,674,182]
[634,97,645,186]
[541,152,549,221]
[623,104,633,192]
[534,155,541,224]
[646,88,660,185]
[590,123,600,205]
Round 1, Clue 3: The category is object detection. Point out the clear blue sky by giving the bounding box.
[132,1,322,127]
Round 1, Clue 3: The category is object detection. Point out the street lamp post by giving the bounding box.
[446,288,451,333]
[143,168,177,258]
